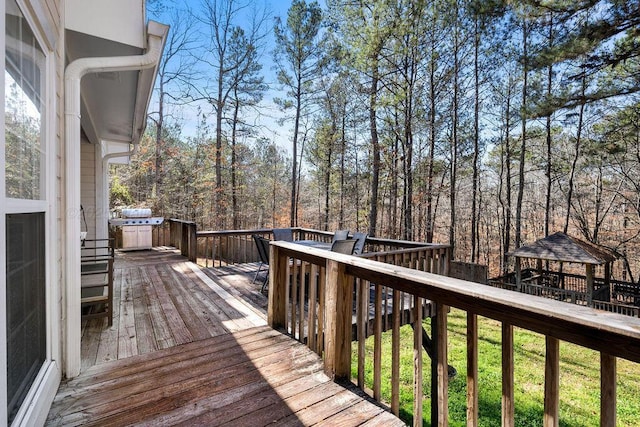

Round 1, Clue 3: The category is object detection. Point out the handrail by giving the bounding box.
[189,225,449,268]
[268,241,640,426]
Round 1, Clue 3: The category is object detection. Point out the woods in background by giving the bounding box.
[112,0,640,279]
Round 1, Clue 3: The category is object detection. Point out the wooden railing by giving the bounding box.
[268,241,640,426]
[167,219,197,262]
[187,225,446,268]
[489,268,640,316]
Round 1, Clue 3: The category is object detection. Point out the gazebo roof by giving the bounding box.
[507,232,619,265]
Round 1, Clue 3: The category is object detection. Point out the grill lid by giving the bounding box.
[121,208,152,218]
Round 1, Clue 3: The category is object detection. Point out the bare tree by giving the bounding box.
[191,0,269,228]
[148,7,197,215]
[273,0,323,227]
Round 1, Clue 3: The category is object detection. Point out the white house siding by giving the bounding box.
[80,139,97,240]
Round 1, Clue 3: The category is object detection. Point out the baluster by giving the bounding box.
[414,295,423,426]
[502,323,515,427]
[467,312,478,427]
[601,353,616,427]
[392,289,401,416]
[316,266,326,355]
[298,261,307,341]
[374,282,382,401]
[307,263,318,351]
[357,277,366,387]
[544,336,559,427]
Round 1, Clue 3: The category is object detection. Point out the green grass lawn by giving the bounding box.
[351,308,640,426]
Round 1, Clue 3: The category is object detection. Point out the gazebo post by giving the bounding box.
[604,262,612,302]
[586,263,594,306]
[515,257,522,291]
[536,259,543,286]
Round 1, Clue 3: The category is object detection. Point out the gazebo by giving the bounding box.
[507,232,620,304]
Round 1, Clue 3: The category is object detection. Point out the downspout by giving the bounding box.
[98,143,138,240]
[102,143,138,164]
[64,26,165,378]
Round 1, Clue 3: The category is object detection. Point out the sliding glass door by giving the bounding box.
[3,0,55,425]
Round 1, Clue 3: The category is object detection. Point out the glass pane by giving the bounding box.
[6,213,46,424]
[5,0,45,200]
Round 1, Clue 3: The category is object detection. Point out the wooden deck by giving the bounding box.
[48,247,404,426]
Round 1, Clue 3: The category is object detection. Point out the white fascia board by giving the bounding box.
[65,0,145,49]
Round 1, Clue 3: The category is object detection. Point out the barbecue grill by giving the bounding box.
[109,208,164,250]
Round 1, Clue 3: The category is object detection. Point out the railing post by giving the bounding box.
[169,219,176,247]
[267,244,288,330]
[187,222,197,263]
[323,258,352,380]
[181,223,188,257]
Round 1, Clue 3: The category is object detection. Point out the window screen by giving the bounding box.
[6,218,47,422]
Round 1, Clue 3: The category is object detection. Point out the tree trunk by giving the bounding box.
[215,58,225,230]
[471,13,480,262]
[499,72,513,274]
[368,55,381,237]
[323,129,333,231]
[155,82,164,214]
[426,40,437,243]
[545,12,554,239]
[450,2,460,259]
[564,75,587,234]
[339,106,346,229]
[392,111,400,238]
[231,96,239,230]
[516,19,528,248]
[291,75,302,227]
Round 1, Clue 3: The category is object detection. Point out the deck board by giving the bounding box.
[48,247,404,427]
[48,326,402,426]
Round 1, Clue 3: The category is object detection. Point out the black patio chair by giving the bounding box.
[330,239,357,255]
[331,230,350,243]
[252,234,270,293]
[352,232,368,255]
[273,228,294,242]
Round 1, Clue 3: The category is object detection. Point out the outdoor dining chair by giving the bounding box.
[252,234,270,293]
[352,232,368,255]
[273,228,294,241]
[330,239,357,255]
[331,230,350,243]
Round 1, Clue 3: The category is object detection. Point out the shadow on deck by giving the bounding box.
[47,247,403,426]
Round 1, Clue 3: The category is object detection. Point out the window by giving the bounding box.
[6,213,46,424]
[5,0,45,200]
[4,1,48,424]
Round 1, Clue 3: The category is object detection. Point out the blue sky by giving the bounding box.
[148,0,297,151]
